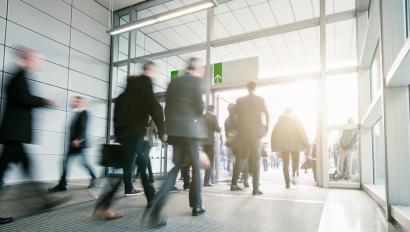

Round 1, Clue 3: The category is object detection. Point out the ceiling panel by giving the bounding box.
[290,0,314,21]
[251,2,277,29]
[247,0,267,6]
[216,12,245,36]
[233,7,261,32]
[226,0,248,11]
[269,0,295,25]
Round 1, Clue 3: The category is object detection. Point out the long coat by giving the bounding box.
[69,110,88,149]
[271,114,309,152]
[0,69,47,143]
[165,75,206,140]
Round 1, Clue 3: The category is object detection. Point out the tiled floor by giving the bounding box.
[0,169,401,232]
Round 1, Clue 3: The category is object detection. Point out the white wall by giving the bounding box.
[0,0,110,183]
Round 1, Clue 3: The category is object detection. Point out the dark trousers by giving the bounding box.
[203,144,214,185]
[231,152,246,186]
[58,148,96,187]
[0,142,48,204]
[238,138,261,190]
[281,151,300,185]
[262,159,268,171]
[95,175,122,211]
[135,141,153,180]
[118,128,155,201]
[181,165,191,189]
[150,137,202,216]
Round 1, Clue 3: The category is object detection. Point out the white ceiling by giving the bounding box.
[116,0,357,79]
[95,0,146,11]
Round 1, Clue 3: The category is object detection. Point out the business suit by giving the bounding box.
[114,75,165,200]
[202,111,220,185]
[57,110,96,188]
[0,68,48,188]
[149,74,206,218]
[234,93,269,192]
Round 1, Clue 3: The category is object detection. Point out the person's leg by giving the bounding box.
[281,152,290,187]
[0,143,14,189]
[231,152,243,189]
[120,134,138,193]
[181,165,191,189]
[251,140,261,193]
[203,145,214,185]
[95,175,122,211]
[291,152,299,178]
[135,135,155,205]
[187,139,202,210]
[79,150,96,181]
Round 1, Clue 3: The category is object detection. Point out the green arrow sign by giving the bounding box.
[214,63,222,84]
[170,70,178,79]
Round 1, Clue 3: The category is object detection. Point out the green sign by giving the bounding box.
[171,70,178,79]
[213,63,222,84]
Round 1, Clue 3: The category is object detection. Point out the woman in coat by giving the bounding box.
[271,108,309,188]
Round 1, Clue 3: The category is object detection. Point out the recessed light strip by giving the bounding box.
[108,0,217,36]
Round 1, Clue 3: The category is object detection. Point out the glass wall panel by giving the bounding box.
[326,18,357,69]
[326,0,356,15]
[372,119,385,186]
[328,128,360,183]
[213,0,320,40]
[327,73,358,125]
[370,44,381,100]
[113,15,130,62]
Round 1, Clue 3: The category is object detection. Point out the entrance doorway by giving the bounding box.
[214,79,319,187]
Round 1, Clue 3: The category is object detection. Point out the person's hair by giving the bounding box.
[16,47,35,61]
[207,105,215,111]
[74,96,83,100]
[246,81,256,92]
[143,60,155,71]
[187,57,201,71]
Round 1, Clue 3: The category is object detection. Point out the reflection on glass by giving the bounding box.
[328,126,360,182]
[370,45,381,100]
[372,119,385,186]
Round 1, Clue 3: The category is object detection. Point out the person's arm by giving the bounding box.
[72,111,88,147]
[143,78,166,137]
[260,98,269,127]
[213,115,221,133]
[13,77,48,108]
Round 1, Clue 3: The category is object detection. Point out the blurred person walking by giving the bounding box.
[94,61,166,219]
[49,96,96,192]
[142,57,206,228]
[0,48,66,222]
[202,105,220,186]
[271,108,309,189]
[261,144,269,172]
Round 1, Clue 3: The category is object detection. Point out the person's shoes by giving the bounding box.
[94,208,124,220]
[183,185,190,191]
[48,185,67,193]
[88,178,97,189]
[192,207,206,216]
[204,183,214,187]
[0,217,13,225]
[243,181,249,188]
[124,188,144,196]
[291,177,299,185]
[252,189,263,196]
[170,186,180,193]
[148,176,155,183]
[230,185,242,191]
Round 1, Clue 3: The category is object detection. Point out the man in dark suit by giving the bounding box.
[143,57,206,228]
[234,81,269,195]
[49,96,96,192]
[0,48,61,223]
[115,61,166,199]
[202,105,220,186]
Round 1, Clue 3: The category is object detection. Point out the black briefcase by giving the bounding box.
[100,144,130,168]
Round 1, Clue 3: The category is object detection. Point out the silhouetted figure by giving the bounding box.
[202,105,220,186]
[94,61,166,220]
[261,145,269,172]
[49,96,96,192]
[143,57,206,228]
[271,108,309,189]
[233,82,269,195]
[0,48,66,220]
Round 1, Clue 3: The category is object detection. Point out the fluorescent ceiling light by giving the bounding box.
[108,0,216,36]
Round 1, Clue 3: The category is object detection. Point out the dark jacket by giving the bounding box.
[202,112,220,145]
[0,69,47,143]
[165,75,206,139]
[70,110,88,149]
[234,93,269,140]
[114,75,165,136]
[271,114,309,152]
